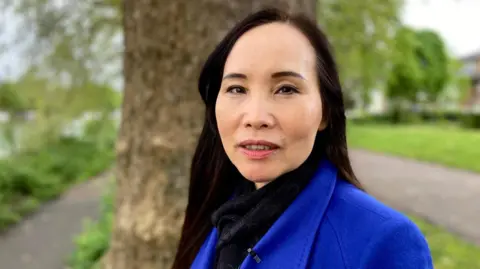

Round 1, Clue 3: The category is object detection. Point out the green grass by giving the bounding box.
[409,215,480,269]
[0,137,115,231]
[347,123,480,173]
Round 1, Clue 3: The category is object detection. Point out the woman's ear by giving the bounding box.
[318,120,327,131]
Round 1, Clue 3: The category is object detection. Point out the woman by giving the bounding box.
[172,8,433,269]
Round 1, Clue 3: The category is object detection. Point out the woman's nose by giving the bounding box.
[242,98,275,130]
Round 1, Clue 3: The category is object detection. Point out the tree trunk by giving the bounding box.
[103,1,316,268]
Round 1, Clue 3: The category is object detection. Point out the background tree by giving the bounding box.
[386,26,423,123]
[1,0,403,112]
[318,0,402,110]
[415,29,449,104]
[0,0,122,150]
[0,0,122,85]
[386,25,453,123]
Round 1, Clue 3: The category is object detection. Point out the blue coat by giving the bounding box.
[191,159,434,269]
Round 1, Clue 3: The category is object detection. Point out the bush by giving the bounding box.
[460,113,480,129]
[350,110,421,124]
[83,118,118,149]
[351,110,480,129]
[0,136,115,231]
[0,161,62,199]
[69,186,114,269]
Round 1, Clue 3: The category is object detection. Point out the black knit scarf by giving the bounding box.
[211,154,320,269]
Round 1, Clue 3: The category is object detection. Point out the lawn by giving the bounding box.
[409,215,480,269]
[347,123,480,173]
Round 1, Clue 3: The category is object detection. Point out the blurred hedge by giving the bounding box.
[0,120,116,231]
[351,110,480,129]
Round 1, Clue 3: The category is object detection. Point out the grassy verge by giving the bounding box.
[409,215,480,269]
[0,118,117,231]
[69,187,114,269]
[0,137,115,231]
[347,123,480,173]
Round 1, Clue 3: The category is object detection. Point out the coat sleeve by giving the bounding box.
[359,217,434,269]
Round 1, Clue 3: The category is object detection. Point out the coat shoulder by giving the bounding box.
[317,179,433,268]
[329,179,410,224]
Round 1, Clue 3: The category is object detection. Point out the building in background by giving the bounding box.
[460,50,480,110]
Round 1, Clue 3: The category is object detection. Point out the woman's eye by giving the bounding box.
[226,86,246,94]
[276,85,299,95]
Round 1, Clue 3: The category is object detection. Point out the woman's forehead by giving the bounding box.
[223,22,317,75]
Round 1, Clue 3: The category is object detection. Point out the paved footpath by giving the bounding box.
[0,151,479,269]
[350,149,480,245]
[0,172,111,269]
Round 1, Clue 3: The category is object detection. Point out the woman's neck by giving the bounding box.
[252,159,319,190]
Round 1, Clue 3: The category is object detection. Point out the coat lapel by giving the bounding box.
[191,228,219,268]
[191,159,338,269]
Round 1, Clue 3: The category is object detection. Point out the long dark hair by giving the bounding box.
[171,8,363,269]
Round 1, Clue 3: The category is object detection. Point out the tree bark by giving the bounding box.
[103,1,316,268]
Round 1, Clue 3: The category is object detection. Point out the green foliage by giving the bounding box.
[0,136,115,231]
[68,83,122,116]
[460,113,480,129]
[319,0,402,108]
[69,186,114,269]
[3,0,122,85]
[0,82,29,112]
[0,75,121,151]
[0,0,121,233]
[415,30,449,102]
[387,26,423,102]
[11,72,120,118]
[83,117,118,150]
[3,0,403,112]
[385,26,455,123]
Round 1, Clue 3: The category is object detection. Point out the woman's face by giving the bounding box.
[215,22,325,188]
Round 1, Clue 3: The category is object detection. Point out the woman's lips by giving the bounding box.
[237,139,280,160]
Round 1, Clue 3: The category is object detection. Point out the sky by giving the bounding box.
[1,0,480,80]
[402,0,480,58]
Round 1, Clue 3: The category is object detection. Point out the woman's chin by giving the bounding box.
[238,170,276,187]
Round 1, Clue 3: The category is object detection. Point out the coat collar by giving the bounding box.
[191,159,338,269]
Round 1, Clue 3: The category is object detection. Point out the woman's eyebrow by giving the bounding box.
[222,71,306,80]
[271,71,305,80]
[223,73,247,80]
